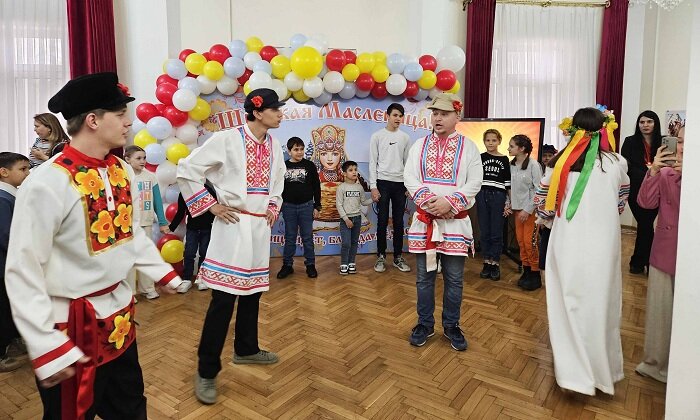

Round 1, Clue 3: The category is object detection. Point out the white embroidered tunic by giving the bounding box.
[404,132,483,256]
[177,125,285,295]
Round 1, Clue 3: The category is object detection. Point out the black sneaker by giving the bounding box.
[629,264,645,275]
[443,326,468,351]
[520,270,542,291]
[517,266,531,287]
[409,324,435,347]
[277,265,294,279]
[306,265,318,278]
[490,264,501,281]
[479,263,492,279]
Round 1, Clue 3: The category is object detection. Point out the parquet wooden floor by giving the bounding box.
[0,230,667,419]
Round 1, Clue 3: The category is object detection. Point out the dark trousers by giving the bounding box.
[629,196,657,268]
[0,276,20,357]
[339,215,361,265]
[183,228,211,280]
[475,189,507,262]
[198,290,261,379]
[376,180,407,258]
[38,341,146,420]
[538,226,551,271]
[281,200,316,266]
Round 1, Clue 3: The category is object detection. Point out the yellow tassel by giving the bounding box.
[545,130,585,211]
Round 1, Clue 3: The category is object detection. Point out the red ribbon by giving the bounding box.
[416,207,469,250]
[61,283,119,420]
[555,135,590,216]
[239,210,267,217]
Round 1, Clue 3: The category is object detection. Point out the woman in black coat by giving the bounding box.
[620,110,662,274]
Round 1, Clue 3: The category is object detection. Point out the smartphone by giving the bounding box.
[662,136,678,156]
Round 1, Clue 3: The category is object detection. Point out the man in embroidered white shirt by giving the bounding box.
[403,93,483,352]
[6,73,182,419]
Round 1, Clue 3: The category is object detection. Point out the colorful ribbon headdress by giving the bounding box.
[545,106,618,220]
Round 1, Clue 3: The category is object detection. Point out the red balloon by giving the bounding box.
[179,49,196,62]
[209,44,231,64]
[435,69,457,91]
[259,46,279,62]
[356,73,375,91]
[202,52,211,61]
[419,55,438,72]
[157,233,181,250]
[165,202,179,222]
[156,74,178,86]
[187,72,197,78]
[371,82,387,99]
[404,81,419,97]
[343,50,357,64]
[155,83,177,106]
[154,103,167,115]
[326,49,347,72]
[171,261,185,276]
[163,105,189,127]
[237,68,253,85]
[145,162,159,173]
[135,103,160,123]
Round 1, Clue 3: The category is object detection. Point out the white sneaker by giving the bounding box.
[177,280,192,293]
[374,256,386,272]
[144,290,160,300]
[197,281,209,291]
[393,257,411,272]
[437,260,442,274]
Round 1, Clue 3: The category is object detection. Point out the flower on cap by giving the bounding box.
[117,83,130,96]
[251,95,264,109]
[452,100,463,114]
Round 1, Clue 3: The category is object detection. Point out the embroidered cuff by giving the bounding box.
[32,339,84,380]
[412,187,436,208]
[185,188,217,217]
[445,192,469,213]
[267,202,280,220]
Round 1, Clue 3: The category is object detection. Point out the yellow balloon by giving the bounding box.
[292,89,310,103]
[246,36,264,53]
[341,63,360,81]
[202,61,224,81]
[290,46,323,79]
[188,98,211,121]
[184,53,207,75]
[243,81,252,96]
[373,51,386,65]
[447,80,461,94]
[160,239,185,263]
[418,70,437,90]
[356,53,376,74]
[270,55,291,79]
[371,64,390,83]
[133,129,156,148]
[166,143,190,165]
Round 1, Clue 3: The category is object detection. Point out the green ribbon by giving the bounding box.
[565,132,600,220]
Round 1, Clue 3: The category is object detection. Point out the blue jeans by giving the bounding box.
[281,200,316,266]
[376,180,407,257]
[415,253,465,328]
[339,215,361,265]
[184,228,211,280]
[476,188,507,262]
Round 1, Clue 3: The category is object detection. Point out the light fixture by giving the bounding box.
[628,0,685,10]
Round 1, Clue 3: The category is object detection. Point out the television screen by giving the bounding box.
[456,118,546,160]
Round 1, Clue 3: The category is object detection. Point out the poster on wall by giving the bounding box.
[666,110,686,136]
[198,91,433,256]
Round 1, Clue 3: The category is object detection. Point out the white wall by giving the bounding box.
[666,3,700,418]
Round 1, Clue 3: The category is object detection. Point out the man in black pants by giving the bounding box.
[369,103,412,273]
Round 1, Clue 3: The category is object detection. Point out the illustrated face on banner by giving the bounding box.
[320,150,341,171]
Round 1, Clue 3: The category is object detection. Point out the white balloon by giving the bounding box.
[318,63,328,78]
[322,71,345,94]
[131,118,146,135]
[243,52,262,70]
[248,71,272,90]
[414,88,429,101]
[270,79,289,101]
[284,72,303,92]
[165,59,188,80]
[160,136,179,150]
[175,124,199,145]
[302,77,324,98]
[164,184,180,203]
[436,45,466,72]
[338,81,357,100]
[429,87,442,99]
[252,60,272,74]
[156,161,177,186]
[386,53,407,75]
[216,76,239,95]
[305,35,328,55]
[355,88,371,98]
[146,116,173,140]
[386,74,408,96]
[144,143,166,165]
[313,90,333,106]
[228,39,248,59]
[290,33,307,51]
[403,62,424,82]
[223,57,246,79]
[177,77,201,95]
[172,89,197,112]
[196,75,217,95]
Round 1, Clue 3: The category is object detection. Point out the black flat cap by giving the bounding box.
[48,72,135,119]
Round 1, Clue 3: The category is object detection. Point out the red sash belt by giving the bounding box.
[416,208,469,271]
[61,282,119,420]
[239,210,267,217]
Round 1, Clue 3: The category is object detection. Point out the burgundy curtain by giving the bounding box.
[67,0,117,77]
[464,0,497,118]
[596,0,629,150]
